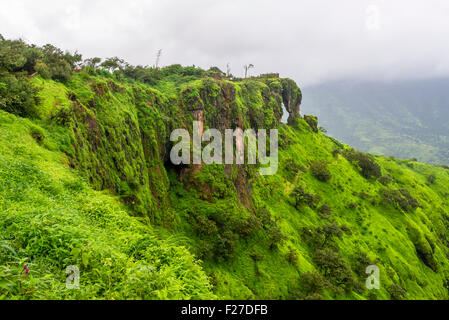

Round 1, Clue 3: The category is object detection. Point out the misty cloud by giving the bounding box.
[1,0,448,86]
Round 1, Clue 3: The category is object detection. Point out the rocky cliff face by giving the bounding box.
[62,74,302,224]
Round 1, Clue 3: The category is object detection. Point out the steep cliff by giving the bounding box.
[57,74,302,225]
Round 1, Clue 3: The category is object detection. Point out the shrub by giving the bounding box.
[427,174,437,184]
[299,271,330,295]
[304,293,324,300]
[313,248,355,291]
[379,175,392,186]
[255,207,274,229]
[34,60,51,79]
[286,247,299,266]
[50,105,72,126]
[214,230,238,261]
[351,251,373,277]
[414,237,438,272]
[380,188,419,212]
[236,215,263,237]
[304,115,319,133]
[317,223,344,247]
[197,240,214,260]
[318,204,332,219]
[29,125,46,144]
[267,226,287,250]
[345,151,381,179]
[193,215,218,237]
[0,74,41,118]
[310,160,332,182]
[388,284,407,300]
[407,228,438,272]
[291,186,321,209]
[302,222,346,250]
[348,203,357,210]
[398,189,419,209]
[284,158,302,180]
[331,148,342,157]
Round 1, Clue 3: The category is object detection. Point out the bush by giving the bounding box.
[348,203,357,210]
[408,227,438,272]
[304,115,318,133]
[299,271,330,295]
[351,251,373,277]
[345,151,381,179]
[427,174,437,184]
[255,207,274,229]
[388,284,407,300]
[235,215,263,237]
[284,158,302,180]
[318,204,332,219]
[379,175,392,186]
[0,74,41,118]
[193,214,218,237]
[286,247,299,266]
[318,223,344,247]
[304,293,324,300]
[313,248,354,291]
[301,222,346,250]
[310,160,332,182]
[214,230,238,261]
[34,60,51,79]
[30,125,46,144]
[50,105,72,126]
[414,237,438,272]
[381,188,419,212]
[331,148,342,157]
[267,226,287,250]
[291,186,321,209]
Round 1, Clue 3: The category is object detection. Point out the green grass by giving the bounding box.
[0,110,214,299]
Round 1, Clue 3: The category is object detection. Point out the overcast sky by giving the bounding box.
[1,0,449,86]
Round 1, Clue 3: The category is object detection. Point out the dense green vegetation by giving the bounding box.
[303,80,449,165]
[1,37,449,300]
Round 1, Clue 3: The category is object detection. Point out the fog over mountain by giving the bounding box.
[302,78,449,165]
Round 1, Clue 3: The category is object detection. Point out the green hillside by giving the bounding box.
[1,38,449,300]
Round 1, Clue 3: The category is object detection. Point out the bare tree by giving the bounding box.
[244,64,254,78]
[226,63,231,77]
[155,49,162,69]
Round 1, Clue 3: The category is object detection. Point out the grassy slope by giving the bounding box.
[0,109,214,299]
[1,74,449,300]
[169,117,449,299]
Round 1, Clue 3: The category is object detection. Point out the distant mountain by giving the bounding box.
[302,79,449,165]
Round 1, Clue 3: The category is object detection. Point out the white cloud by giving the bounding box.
[1,0,448,85]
